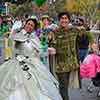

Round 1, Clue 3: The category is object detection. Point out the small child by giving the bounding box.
[80,41,100,96]
[80,41,100,78]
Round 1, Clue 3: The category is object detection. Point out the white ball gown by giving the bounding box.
[0,29,62,100]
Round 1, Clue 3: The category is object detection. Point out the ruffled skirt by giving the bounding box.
[0,57,62,100]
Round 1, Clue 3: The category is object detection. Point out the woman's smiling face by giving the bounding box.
[24,20,35,33]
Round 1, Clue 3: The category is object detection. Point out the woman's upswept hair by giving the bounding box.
[25,18,38,31]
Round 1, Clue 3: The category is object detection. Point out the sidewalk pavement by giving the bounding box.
[69,79,100,100]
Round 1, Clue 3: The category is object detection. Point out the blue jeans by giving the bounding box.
[79,49,88,62]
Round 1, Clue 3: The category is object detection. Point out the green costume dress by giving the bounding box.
[40,28,52,69]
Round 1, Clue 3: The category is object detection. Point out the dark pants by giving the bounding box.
[56,72,70,100]
[49,55,56,75]
[79,49,87,62]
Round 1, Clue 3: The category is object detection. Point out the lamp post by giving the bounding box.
[5,2,8,15]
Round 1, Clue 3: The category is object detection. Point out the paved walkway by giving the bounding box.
[70,79,100,100]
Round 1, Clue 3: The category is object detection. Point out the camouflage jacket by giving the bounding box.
[52,27,79,73]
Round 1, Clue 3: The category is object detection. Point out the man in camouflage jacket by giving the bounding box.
[49,12,80,100]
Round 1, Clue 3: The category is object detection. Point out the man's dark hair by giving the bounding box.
[58,12,70,21]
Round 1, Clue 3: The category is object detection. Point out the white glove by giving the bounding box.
[16,55,26,62]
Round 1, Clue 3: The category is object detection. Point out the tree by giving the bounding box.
[65,0,99,21]
[65,0,79,13]
[48,0,66,18]
[9,3,17,16]
[9,1,33,17]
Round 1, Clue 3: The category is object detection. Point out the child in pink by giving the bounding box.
[80,41,100,78]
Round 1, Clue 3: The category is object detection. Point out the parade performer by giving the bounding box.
[0,18,62,100]
[50,12,80,100]
[40,15,51,68]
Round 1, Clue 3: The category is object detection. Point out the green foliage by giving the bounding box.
[79,0,97,20]
[48,0,66,18]
[9,2,33,17]
[86,31,94,43]
[95,10,100,20]
[65,0,99,21]
[9,3,17,16]
[0,24,9,37]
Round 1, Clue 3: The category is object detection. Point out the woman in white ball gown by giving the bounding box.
[0,18,62,100]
